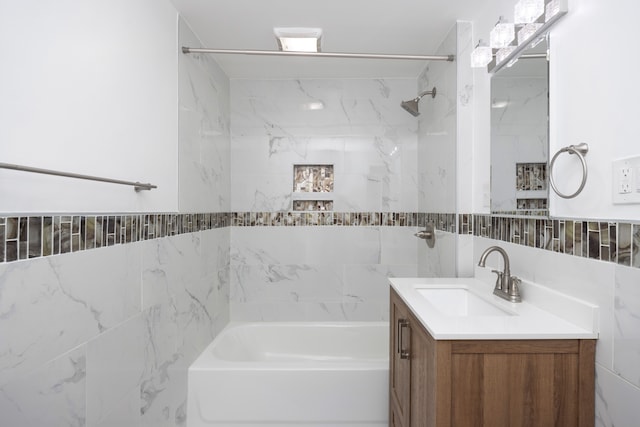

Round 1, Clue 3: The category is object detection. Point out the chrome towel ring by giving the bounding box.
[549,143,589,199]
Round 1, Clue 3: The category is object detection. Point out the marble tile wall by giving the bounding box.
[178,18,231,213]
[230,78,419,213]
[229,77,425,320]
[0,228,230,427]
[0,17,232,427]
[416,22,462,278]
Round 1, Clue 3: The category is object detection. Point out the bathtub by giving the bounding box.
[187,322,389,427]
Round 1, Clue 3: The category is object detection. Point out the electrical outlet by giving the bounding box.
[620,181,631,194]
[613,157,640,204]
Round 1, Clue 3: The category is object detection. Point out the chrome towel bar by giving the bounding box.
[0,162,157,191]
[549,143,589,199]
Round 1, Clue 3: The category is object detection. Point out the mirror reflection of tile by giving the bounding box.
[516,162,547,191]
[516,198,547,210]
[293,165,334,193]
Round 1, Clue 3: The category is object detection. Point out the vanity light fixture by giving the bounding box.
[517,23,543,45]
[496,46,517,65]
[489,17,515,48]
[274,27,322,52]
[514,0,545,24]
[545,0,561,21]
[470,39,493,68]
[471,0,567,72]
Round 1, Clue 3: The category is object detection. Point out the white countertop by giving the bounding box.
[389,276,598,340]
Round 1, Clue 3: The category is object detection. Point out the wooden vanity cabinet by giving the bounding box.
[389,288,596,427]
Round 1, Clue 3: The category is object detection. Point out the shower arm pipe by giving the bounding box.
[0,162,157,191]
[182,47,455,62]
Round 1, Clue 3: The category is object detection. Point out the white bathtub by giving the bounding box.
[187,322,389,427]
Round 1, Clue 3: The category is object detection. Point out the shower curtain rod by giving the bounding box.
[182,47,455,62]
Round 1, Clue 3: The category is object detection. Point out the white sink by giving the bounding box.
[416,287,514,317]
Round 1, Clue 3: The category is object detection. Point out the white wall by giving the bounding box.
[0,0,179,213]
[550,0,640,220]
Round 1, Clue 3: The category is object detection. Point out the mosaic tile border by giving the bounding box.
[459,214,640,268]
[4,211,636,270]
[0,212,456,264]
[0,213,231,263]
[230,212,456,230]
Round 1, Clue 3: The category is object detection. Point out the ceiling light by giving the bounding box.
[300,101,325,111]
[274,27,322,52]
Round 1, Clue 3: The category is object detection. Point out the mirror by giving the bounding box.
[490,39,549,216]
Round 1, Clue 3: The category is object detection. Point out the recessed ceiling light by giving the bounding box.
[274,27,322,53]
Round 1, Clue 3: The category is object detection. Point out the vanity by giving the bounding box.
[389,277,597,427]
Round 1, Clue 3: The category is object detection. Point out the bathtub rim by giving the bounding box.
[189,320,390,371]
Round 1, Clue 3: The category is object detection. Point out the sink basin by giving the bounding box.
[416,287,514,317]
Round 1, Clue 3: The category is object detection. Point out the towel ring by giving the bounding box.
[549,143,589,199]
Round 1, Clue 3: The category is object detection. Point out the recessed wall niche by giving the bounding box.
[293,200,334,211]
[292,164,334,211]
[293,165,334,193]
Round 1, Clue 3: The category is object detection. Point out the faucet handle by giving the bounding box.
[508,276,522,302]
[491,269,504,290]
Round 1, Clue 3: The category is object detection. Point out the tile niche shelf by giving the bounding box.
[292,164,334,211]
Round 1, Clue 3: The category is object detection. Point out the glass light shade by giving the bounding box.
[517,23,543,45]
[496,46,516,64]
[514,0,545,24]
[470,44,493,67]
[545,0,561,22]
[489,20,515,48]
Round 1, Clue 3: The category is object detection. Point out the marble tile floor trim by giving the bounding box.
[0,212,456,264]
[460,214,640,268]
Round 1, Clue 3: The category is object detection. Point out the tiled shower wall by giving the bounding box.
[0,16,231,427]
[416,22,462,278]
[229,78,423,320]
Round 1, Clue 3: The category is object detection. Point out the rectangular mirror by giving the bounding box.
[490,39,549,217]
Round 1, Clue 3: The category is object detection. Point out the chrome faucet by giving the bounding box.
[478,246,522,303]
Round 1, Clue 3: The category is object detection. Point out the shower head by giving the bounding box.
[400,87,436,117]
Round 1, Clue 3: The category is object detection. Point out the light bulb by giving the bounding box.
[489,17,515,48]
[470,40,493,68]
[545,0,561,21]
[496,46,516,64]
[517,23,543,45]
[514,0,544,24]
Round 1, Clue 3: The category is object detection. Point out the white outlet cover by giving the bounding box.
[613,156,640,204]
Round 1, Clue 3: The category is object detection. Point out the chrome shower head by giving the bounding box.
[400,87,436,117]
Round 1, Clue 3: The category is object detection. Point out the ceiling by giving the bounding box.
[170,0,488,79]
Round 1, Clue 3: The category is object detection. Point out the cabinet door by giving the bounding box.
[390,290,412,427]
